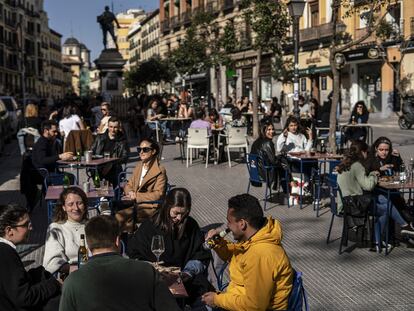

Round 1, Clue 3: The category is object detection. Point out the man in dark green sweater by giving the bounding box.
[59,215,181,311]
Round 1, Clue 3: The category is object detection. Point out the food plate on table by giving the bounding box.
[92,155,103,159]
[288,152,305,157]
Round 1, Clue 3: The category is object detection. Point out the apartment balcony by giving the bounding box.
[5,0,17,8]
[220,0,234,11]
[181,10,191,26]
[4,18,17,28]
[300,22,334,43]
[171,15,181,30]
[411,17,414,37]
[41,41,49,49]
[162,19,170,34]
[206,0,219,15]
[49,43,61,51]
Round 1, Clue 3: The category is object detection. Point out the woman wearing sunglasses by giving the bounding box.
[128,188,213,310]
[345,100,369,143]
[116,138,167,232]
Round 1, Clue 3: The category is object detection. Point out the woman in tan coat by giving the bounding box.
[116,138,167,232]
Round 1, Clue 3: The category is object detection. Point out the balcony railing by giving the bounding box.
[171,15,180,29]
[4,18,17,28]
[41,41,49,49]
[300,22,334,42]
[411,17,414,37]
[162,19,170,33]
[181,10,191,26]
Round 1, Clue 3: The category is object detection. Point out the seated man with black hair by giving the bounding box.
[0,204,61,311]
[32,120,73,172]
[60,215,181,311]
[90,116,129,186]
[202,194,293,311]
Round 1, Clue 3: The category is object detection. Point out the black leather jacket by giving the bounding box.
[251,138,276,184]
[91,131,129,164]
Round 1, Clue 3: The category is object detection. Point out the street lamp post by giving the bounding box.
[287,0,306,119]
[16,22,26,125]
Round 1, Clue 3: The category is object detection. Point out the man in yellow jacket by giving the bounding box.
[202,194,293,311]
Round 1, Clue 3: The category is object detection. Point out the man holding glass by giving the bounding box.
[59,215,181,311]
[201,194,293,311]
[90,116,129,186]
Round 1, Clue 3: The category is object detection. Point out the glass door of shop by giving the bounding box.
[358,63,382,112]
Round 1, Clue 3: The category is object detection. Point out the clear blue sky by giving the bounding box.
[45,0,157,61]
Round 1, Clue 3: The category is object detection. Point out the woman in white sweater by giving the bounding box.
[276,116,315,183]
[276,116,313,153]
[43,187,88,274]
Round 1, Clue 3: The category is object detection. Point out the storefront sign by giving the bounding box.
[306,57,321,64]
[298,65,331,76]
[235,57,256,68]
[344,47,379,62]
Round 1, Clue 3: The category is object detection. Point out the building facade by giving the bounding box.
[157,0,414,116]
[0,0,66,99]
[62,37,91,96]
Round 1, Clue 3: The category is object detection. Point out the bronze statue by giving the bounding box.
[97,6,120,50]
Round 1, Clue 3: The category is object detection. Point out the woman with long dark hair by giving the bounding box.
[43,187,88,274]
[127,188,213,310]
[337,141,414,252]
[345,100,369,142]
[365,136,414,225]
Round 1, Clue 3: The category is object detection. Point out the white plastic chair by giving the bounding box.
[220,126,248,167]
[187,128,210,168]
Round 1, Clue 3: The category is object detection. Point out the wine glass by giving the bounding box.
[151,235,165,268]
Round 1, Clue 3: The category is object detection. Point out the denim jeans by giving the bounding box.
[147,121,171,138]
[373,194,407,244]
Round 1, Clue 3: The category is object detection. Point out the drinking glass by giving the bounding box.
[151,235,165,268]
[104,152,110,159]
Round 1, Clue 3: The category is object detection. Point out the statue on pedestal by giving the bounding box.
[97,6,120,50]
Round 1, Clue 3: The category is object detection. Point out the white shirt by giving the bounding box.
[43,220,86,273]
[139,166,149,187]
[59,114,82,137]
[99,116,111,134]
[276,132,313,153]
[0,237,16,249]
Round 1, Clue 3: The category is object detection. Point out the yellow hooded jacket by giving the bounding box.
[214,217,293,311]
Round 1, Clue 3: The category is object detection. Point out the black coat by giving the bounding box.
[251,137,277,184]
[90,131,129,164]
[0,243,60,311]
[365,154,403,177]
[127,216,210,268]
[32,136,61,172]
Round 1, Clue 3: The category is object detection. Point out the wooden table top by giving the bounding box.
[160,117,192,121]
[287,152,343,160]
[57,157,119,167]
[45,185,114,200]
[378,180,414,190]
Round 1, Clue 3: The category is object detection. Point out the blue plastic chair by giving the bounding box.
[246,153,275,211]
[287,270,309,311]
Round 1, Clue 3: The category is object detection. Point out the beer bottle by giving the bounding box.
[78,234,88,268]
[63,173,70,189]
[93,171,101,188]
[203,229,230,250]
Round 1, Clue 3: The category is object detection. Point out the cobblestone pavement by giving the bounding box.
[1,114,414,310]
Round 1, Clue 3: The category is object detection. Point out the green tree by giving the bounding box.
[241,0,291,138]
[124,57,173,93]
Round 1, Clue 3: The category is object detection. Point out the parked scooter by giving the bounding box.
[398,96,414,130]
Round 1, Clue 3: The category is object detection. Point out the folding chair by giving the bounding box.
[246,153,276,211]
[219,126,248,167]
[287,269,309,311]
[186,128,210,168]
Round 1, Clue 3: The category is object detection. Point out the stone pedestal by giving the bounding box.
[94,49,126,99]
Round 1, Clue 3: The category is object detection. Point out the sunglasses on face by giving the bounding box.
[101,109,107,112]
[12,220,32,229]
[357,106,363,108]
[138,147,153,153]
